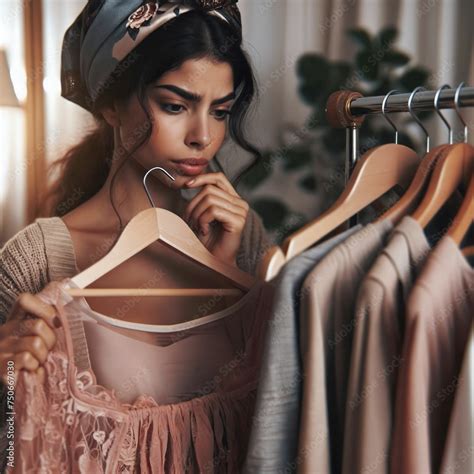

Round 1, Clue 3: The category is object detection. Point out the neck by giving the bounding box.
[93,146,187,232]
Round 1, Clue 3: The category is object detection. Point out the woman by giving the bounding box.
[0,1,271,471]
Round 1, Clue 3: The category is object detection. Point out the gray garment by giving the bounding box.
[297,220,393,474]
[243,225,362,474]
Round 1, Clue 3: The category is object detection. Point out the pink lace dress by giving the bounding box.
[7,277,273,473]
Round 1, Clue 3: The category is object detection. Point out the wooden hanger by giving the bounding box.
[258,89,422,277]
[381,85,455,224]
[66,167,256,298]
[412,143,474,228]
[380,145,447,224]
[412,83,474,230]
[462,246,474,258]
[446,167,474,245]
[257,245,286,282]
[280,144,420,261]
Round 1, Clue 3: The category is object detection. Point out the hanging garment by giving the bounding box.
[6,277,274,473]
[440,323,473,474]
[342,216,431,474]
[391,236,474,474]
[243,225,361,474]
[297,220,393,474]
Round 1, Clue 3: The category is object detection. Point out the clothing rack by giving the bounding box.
[325,86,473,227]
[326,86,474,178]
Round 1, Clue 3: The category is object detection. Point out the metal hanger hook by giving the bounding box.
[382,90,401,144]
[454,82,468,143]
[408,86,430,153]
[142,166,176,208]
[434,84,453,144]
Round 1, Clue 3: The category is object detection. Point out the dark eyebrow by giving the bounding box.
[154,84,235,105]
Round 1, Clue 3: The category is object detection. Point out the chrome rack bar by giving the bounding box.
[348,86,474,116]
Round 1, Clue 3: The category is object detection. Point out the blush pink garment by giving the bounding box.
[390,236,474,474]
[7,277,274,473]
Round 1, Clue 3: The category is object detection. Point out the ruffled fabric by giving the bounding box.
[6,279,274,473]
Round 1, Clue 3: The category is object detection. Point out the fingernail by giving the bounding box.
[186,179,196,185]
[53,316,62,328]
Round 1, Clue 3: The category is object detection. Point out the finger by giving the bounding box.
[0,335,50,365]
[196,206,247,235]
[9,318,57,351]
[36,366,46,385]
[189,195,247,234]
[11,351,41,373]
[185,172,239,197]
[184,185,248,222]
[10,293,59,330]
[0,353,15,383]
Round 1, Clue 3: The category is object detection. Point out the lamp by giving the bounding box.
[0,49,20,107]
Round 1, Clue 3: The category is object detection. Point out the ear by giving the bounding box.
[100,101,122,128]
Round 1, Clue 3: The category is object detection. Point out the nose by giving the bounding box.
[185,113,212,149]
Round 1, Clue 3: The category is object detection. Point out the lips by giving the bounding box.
[172,158,209,176]
[173,158,208,166]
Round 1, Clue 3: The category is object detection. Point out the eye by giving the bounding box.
[213,109,232,121]
[160,103,185,114]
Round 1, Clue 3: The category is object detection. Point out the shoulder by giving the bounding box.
[0,217,75,323]
[236,207,273,277]
[0,220,50,323]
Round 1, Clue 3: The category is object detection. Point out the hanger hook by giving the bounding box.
[382,90,400,144]
[434,84,453,144]
[408,86,430,153]
[142,166,176,208]
[454,82,468,143]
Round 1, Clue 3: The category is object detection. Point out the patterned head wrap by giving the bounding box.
[60,0,241,111]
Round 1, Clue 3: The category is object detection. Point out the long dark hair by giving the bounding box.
[42,9,261,232]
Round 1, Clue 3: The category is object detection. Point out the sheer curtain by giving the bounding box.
[238,0,474,149]
[42,0,95,178]
[235,0,474,222]
[1,0,473,242]
[0,0,26,245]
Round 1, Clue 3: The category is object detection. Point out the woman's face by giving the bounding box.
[111,57,235,190]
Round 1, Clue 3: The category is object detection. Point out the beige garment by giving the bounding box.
[343,216,431,474]
[297,220,393,474]
[0,208,271,322]
[440,323,473,474]
[391,236,474,474]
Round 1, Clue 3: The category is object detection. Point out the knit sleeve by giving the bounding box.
[236,207,273,277]
[0,223,49,325]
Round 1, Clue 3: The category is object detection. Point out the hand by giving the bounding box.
[183,172,249,265]
[0,290,60,387]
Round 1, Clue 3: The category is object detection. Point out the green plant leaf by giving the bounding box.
[356,50,379,81]
[283,148,313,171]
[298,84,323,106]
[329,61,353,89]
[396,66,431,91]
[238,151,274,189]
[347,28,372,49]
[377,26,398,48]
[322,128,346,153]
[299,174,317,192]
[381,50,410,67]
[280,214,308,241]
[251,198,289,230]
[307,109,326,129]
[296,54,329,81]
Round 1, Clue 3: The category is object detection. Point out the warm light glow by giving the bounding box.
[10,65,27,103]
[43,75,62,95]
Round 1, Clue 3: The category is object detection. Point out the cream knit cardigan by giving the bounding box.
[0,209,271,324]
